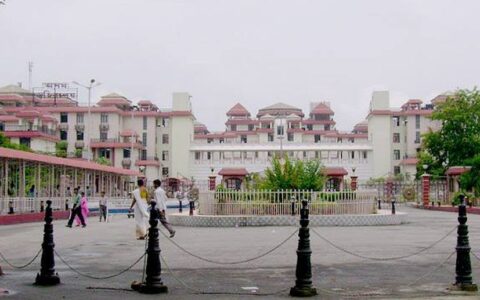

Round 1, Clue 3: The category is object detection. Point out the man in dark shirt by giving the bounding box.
[66,188,86,228]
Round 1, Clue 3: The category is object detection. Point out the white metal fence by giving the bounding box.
[0,197,131,215]
[198,190,376,216]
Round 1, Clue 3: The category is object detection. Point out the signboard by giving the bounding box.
[33,82,78,101]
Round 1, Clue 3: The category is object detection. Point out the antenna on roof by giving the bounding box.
[28,61,34,90]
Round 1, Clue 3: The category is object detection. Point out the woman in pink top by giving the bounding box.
[75,192,89,226]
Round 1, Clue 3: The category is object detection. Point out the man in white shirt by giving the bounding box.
[153,179,175,238]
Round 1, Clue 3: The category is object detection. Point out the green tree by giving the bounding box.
[55,141,68,158]
[419,88,480,178]
[261,155,326,190]
[96,156,111,166]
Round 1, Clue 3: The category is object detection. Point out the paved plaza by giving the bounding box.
[1,207,480,299]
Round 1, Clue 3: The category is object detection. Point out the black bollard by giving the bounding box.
[377,197,381,210]
[392,198,396,215]
[137,201,168,294]
[65,199,69,211]
[8,200,14,214]
[35,200,60,286]
[453,195,477,291]
[178,199,183,213]
[290,200,317,297]
[291,196,296,216]
[40,200,45,213]
[189,200,194,216]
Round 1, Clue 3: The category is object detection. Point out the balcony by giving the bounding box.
[90,138,145,149]
[1,125,59,141]
[122,158,132,168]
[75,124,85,131]
[135,156,161,167]
[74,141,85,148]
[58,123,69,131]
[99,123,109,131]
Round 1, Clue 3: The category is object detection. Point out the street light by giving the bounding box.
[72,79,102,161]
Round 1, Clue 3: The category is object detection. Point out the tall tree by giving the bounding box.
[419,88,480,177]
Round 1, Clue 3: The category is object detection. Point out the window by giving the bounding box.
[231,124,237,131]
[267,151,273,157]
[303,151,307,158]
[314,135,321,143]
[0,123,4,131]
[195,152,201,160]
[100,113,108,123]
[394,150,401,160]
[162,118,169,127]
[60,130,67,140]
[123,148,131,158]
[268,134,274,142]
[99,148,111,159]
[363,151,367,159]
[240,135,247,143]
[415,115,420,129]
[393,133,400,143]
[141,150,147,160]
[162,167,169,176]
[76,130,84,141]
[207,152,212,160]
[60,113,68,123]
[394,166,401,175]
[277,125,284,136]
[248,124,254,131]
[392,116,400,126]
[100,131,108,140]
[143,116,147,130]
[337,138,343,143]
[306,124,313,130]
[219,138,224,143]
[287,133,294,142]
[255,151,259,158]
[348,138,355,143]
[162,151,169,161]
[142,132,147,147]
[76,113,84,124]
[415,131,420,143]
[162,134,169,144]
[351,151,355,159]
[207,138,213,144]
[339,151,343,159]
[315,151,320,159]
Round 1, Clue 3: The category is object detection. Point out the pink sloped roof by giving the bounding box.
[16,110,41,118]
[218,167,249,176]
[324,167,348,176]
[227,103,251,116]
[400,158,419,165]
[0,115,20,122]
[446,166,471,176]
[311,103,334,115]
[119,130,139,137]
[0,147,141,176]
[138,100,153,106]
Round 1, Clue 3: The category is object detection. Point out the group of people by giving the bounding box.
[65,188,108,228]
[129,179,175,240]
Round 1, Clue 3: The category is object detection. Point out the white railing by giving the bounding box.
[198,190,376,216]
[0,197,131,215]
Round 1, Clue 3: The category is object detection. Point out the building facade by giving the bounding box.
[0,83,448,189]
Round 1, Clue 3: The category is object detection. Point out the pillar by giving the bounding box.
[422,174,431,207]
[208,175,216,191]
[350,176,358,191]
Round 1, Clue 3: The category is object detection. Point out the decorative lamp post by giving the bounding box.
[72,79,102,161]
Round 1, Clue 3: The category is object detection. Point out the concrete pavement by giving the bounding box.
[0,207,480,299]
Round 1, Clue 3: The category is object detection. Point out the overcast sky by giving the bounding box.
[1,0,479,131]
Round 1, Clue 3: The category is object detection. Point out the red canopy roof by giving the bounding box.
[218,168,249,176]
[227,103,250,117]
[446,166,471,176]
[324,167,348,177]
[0,147,141,176]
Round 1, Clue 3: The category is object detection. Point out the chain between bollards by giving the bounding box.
[453,194,477,291]
[132,201,168,294]
[35,200,60,286]
[290,199,317,297]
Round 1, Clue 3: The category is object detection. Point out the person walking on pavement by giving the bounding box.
[130,179,150,240]
[99,191,108,222]
[153,179,175,238]
[66,188,86,228]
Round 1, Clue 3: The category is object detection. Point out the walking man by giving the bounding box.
[154,179,175,238]
[66,188,86,228]
[99,191,108,222]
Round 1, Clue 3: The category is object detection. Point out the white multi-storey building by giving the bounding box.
[0,83,449,189]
